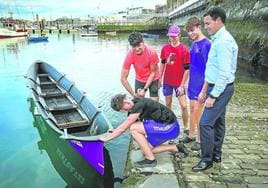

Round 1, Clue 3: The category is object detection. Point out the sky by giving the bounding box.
[0,0,166,20]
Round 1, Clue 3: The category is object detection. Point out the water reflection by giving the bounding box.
[30,99,114,188]
[0,37,27,56]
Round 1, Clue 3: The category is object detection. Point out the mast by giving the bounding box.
[87,14,90,33]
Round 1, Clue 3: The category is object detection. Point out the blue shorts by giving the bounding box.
[143,119,180,147]
[163,84,179,97]
[188,84,202,100]
[188,88,199,100]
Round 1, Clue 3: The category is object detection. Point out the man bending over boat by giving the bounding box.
[99,94,188,168]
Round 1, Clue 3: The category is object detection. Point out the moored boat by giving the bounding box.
[81,30,98,37]
[0,28,27,39]
[26,61,112,175]
[0,20,28,38]
[80,27,98,37]
[28,36,48,42]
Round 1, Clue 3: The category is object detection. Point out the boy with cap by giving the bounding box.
[159,24,190,136]
[99,94,189,168]
[121,32,160,101]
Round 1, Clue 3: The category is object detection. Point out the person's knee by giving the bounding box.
[181,103,187,110]
[130,123,144,136]
[190,105,195,113]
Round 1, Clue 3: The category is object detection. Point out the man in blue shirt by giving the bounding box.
[192,7,238,172]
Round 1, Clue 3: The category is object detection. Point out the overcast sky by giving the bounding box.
[0,0,166,20]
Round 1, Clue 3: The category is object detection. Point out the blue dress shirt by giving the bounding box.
[205,26,238,97]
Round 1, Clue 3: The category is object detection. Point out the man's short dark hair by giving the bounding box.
[204,7,226,23]
[128,32,143,46]
[111,94,126,111]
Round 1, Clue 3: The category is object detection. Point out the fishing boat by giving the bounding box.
[0,20,28,38]
[28,36,48,42]
[0,28,27,39]
[26,61,113,175]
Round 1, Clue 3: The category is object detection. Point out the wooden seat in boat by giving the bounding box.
[40,91,67,98]
[46,104,77,111]
[58,119,89,129]
[39,81,56,86]
[50,108,89,130]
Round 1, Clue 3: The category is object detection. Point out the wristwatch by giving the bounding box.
[143,88,148,92]
[209,93,217,99]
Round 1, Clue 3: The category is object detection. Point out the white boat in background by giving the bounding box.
[80,27,98,37]
[0,20,28,39]
[0,28,27,39]
[81,31,98,37]
[106,31,116,36]
[80,15,98,37]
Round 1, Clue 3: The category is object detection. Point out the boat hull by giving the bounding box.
[69,140,105,175]
[30,105,114,186]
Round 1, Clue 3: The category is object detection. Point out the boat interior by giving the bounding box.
[35,73,90,133]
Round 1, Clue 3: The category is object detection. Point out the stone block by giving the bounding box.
[212,175,244,184]
[244,176,268,184]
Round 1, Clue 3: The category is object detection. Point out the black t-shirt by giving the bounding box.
[130,98,176,124]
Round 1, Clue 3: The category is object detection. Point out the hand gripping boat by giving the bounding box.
[26,61,112,175]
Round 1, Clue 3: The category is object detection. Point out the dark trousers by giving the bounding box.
[200,84,234,162]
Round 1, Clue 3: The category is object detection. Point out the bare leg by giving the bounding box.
[151,96,159,102]
[152,144,177,154]
[130,122,155,160]
[165,95,172,109]
[189,100,204,142]
[189,100,196,139]
[196,102,204,143]
[178,95,189,130]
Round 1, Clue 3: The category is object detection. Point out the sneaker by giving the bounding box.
[191,141,201,151]
[176,142,189,157]
[183,129,189,135]
[134,159,157,168]
[181,136,195,143]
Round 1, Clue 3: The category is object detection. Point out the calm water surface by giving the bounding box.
[0,33,168,188]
